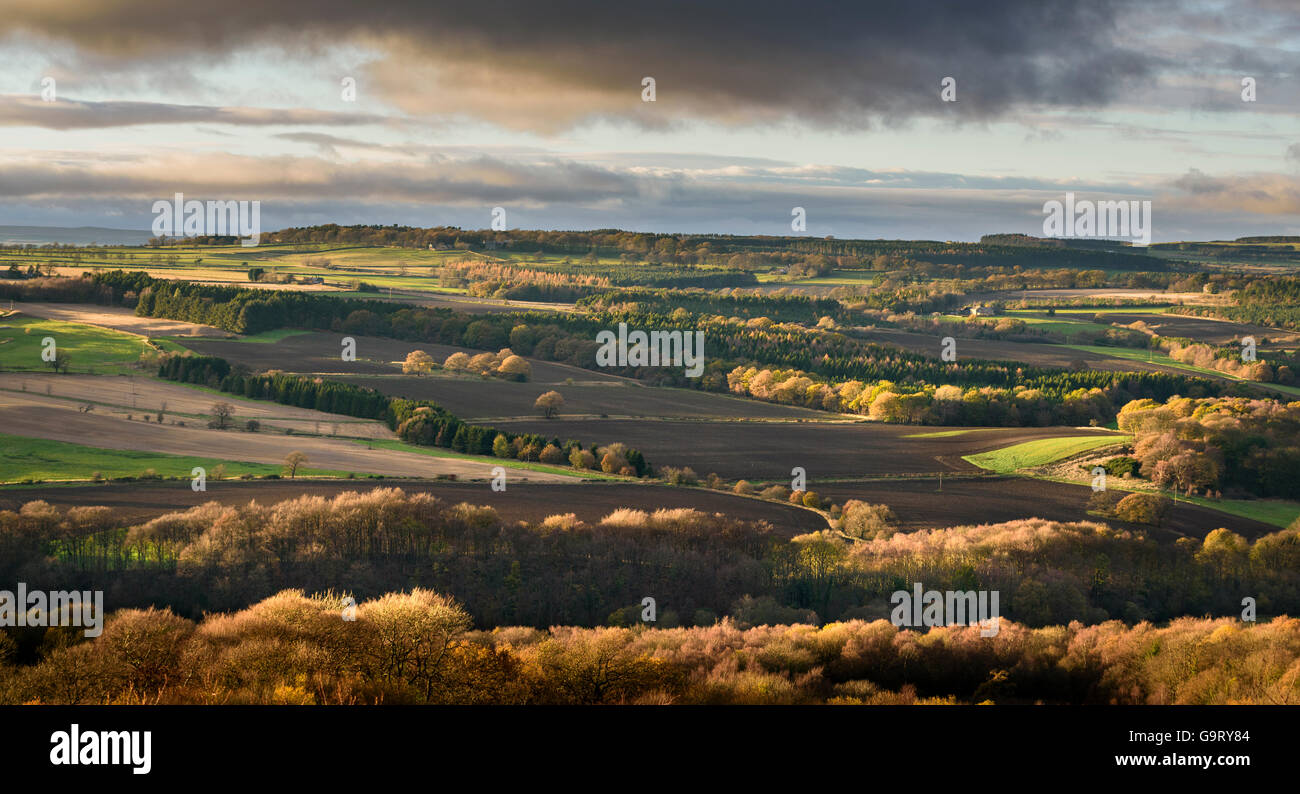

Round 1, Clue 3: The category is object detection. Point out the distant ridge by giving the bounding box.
[0,225,152,246]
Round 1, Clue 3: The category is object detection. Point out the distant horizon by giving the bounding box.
[2,222,1293,249]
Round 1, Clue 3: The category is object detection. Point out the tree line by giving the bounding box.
[4,591,1295,704]
[156,354,649,472]
[3,489,1296,634]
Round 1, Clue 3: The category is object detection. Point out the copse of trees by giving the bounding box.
[5,593,1297,705]
[577,288,845,324]
[1172,276,1300,331]
[721,362,1223,426]
[1117,395,1300,498]
[4,491,1300,636]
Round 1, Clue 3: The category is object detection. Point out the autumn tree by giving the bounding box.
[1114,492,1170,526]
[534,390,564,419]
[402,350,436,376]
[840,500,898,540]
[497,354,531,380]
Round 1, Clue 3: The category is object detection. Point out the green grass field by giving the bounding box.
[0,316,154,375]
[0,433,346,483]
[963,435,1130,474]
[996,313,1116,336]
[1027,306,1175,316]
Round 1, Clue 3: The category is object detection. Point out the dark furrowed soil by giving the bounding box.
[0,479,829,537]
[485,418,1123,479]
[817,476,1276,541]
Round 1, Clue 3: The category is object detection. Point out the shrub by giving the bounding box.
[840,500,897,539]
[492,434,512,458]
[1087,490,1123,517]
[569,448,597,470]
[1114,492,1171,526]
[660,466,698,486]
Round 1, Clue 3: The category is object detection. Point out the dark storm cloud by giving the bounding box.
[2,0,1159,129]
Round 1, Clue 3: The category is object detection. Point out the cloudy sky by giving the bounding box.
[0,0,1297,241]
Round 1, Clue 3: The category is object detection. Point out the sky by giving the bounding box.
[0,0,1298,242]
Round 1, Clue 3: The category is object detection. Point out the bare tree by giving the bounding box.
[283,451,308,479]
[209,402,234,429]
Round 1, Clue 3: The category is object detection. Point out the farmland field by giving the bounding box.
[0,432,345,482]
[1099,312,1300,347]
[963,435,1131,473]
[337,373,835,421]
[815,476,1277,540]
[849,326,1187,374]
[0,479,828,537]
[14,302,231,338]
[481,417,1123,478]
[0,372,396,437]
[0,313,158,375]
[0,392,573,482]
[179,331,621,381]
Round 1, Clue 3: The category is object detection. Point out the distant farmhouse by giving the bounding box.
[968,304,997,317]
